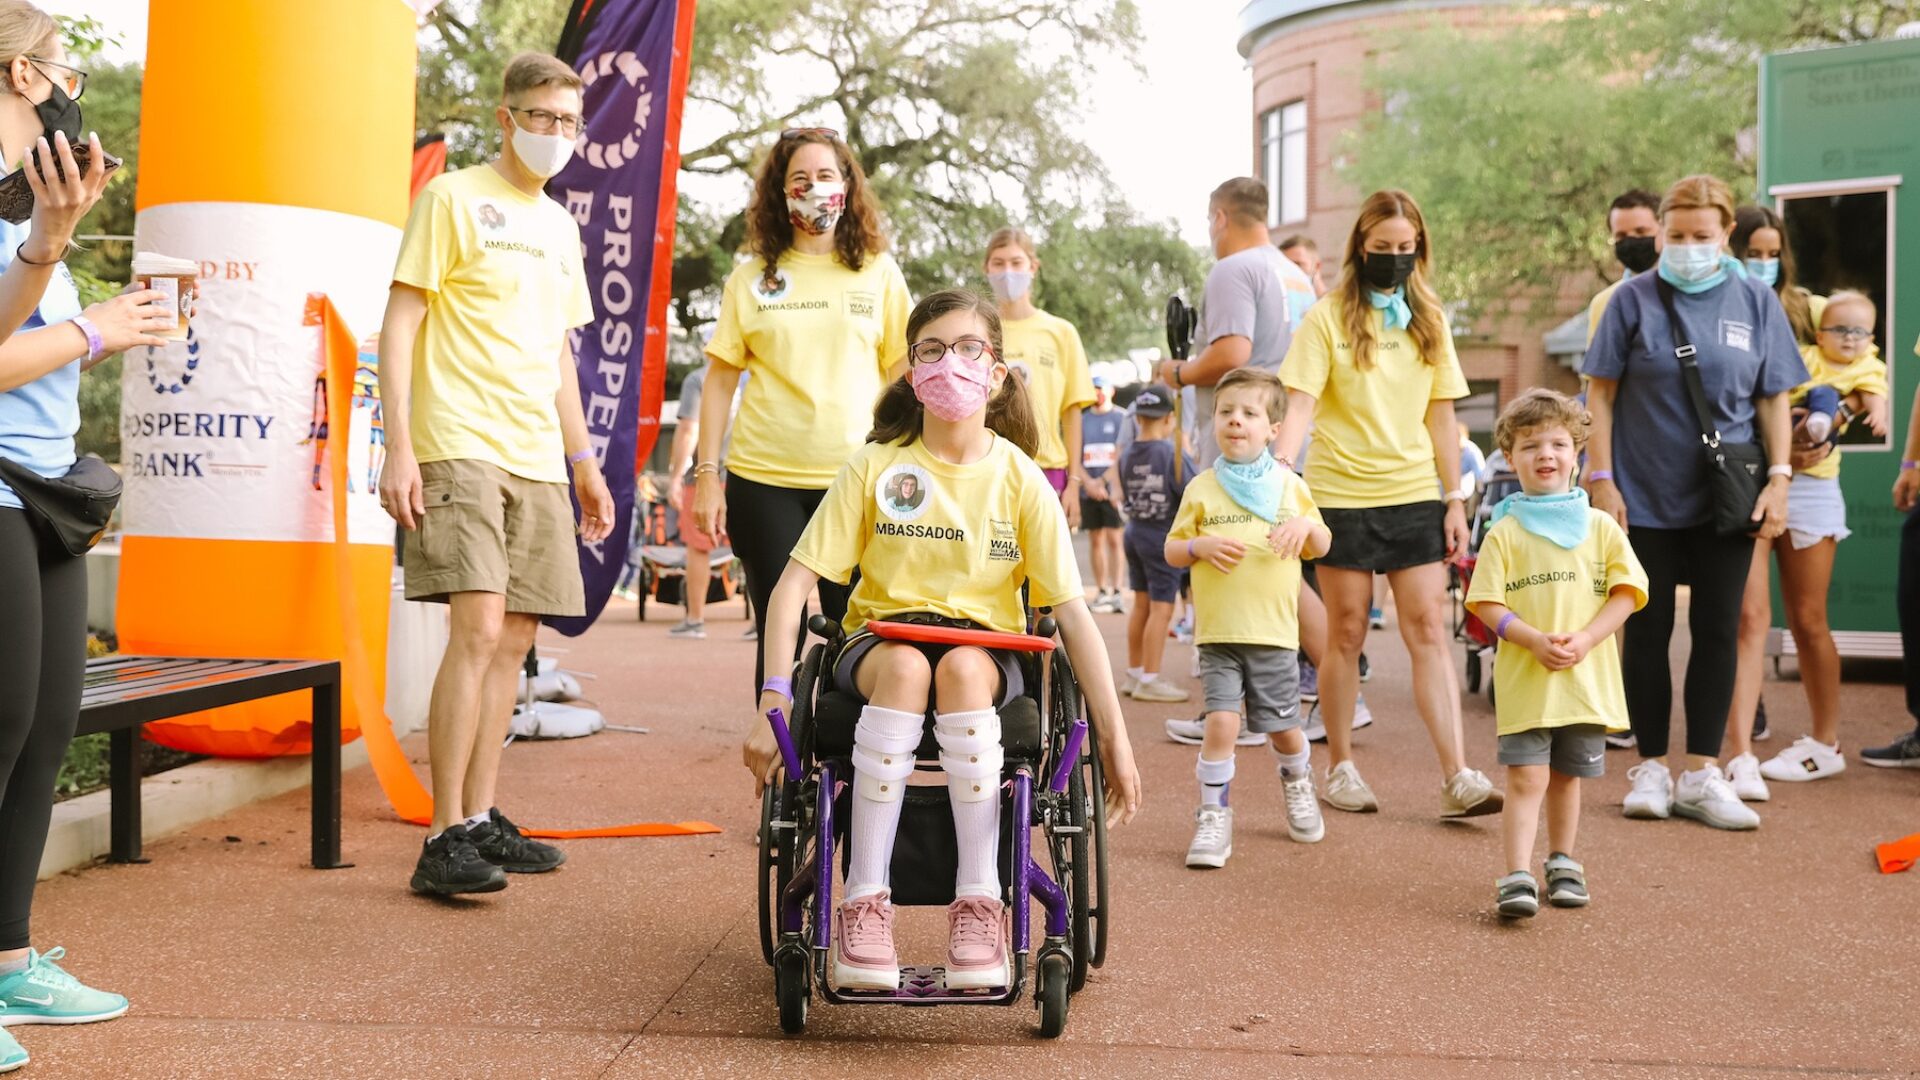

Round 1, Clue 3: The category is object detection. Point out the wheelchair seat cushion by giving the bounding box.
[810,691,1042,761]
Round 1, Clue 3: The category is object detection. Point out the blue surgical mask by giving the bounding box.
[988,270,1033,304]
[1660,243,1725,285]
[1744,257,1780,287]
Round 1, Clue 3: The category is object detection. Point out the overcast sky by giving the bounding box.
[61,0,1248,243]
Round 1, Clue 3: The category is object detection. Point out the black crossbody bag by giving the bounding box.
[1654,278,1765,537]
[0,455,122,555]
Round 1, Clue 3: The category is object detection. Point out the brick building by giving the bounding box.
[1237,0,1587,433]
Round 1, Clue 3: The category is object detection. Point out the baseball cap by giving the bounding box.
[1132,383,1174,417]
[1091,373,1110,389]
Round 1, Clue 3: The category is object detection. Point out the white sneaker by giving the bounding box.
[1672,766,1760,831]
[1725,752,1771,802]
[1440,767,1503,818]
[1622,761,1673,820]
[1163,716,1263,746]
[1119,674,1141,697]
[1281,773,1324,843]
[1321,760,1378,813]
[1302,697,1373,744]
[1185,806,1233,868]
[1758,736,1847,783]
[1352,694,1374,732]
[1130,677,1191,703]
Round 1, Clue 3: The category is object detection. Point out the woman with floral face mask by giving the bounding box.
[982,227,1096,527]
[1584,175,1806,833]
[744,288,1139,992]
[694,129,912,693]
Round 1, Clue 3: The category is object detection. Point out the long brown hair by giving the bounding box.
[746,130,886,291]
[1335,189,1448,370]
[868,289,1040,457]
[1732,204,1815,346]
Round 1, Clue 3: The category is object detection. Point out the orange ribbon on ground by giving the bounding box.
[311,295,720,839]
[1874,832,1920,874]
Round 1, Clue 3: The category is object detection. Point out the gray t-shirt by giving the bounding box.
[1584,273,1807,530]
[677,364,743,475]
[1191,245,1314,468]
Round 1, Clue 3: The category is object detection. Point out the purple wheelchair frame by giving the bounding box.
[766,695,1087,1006]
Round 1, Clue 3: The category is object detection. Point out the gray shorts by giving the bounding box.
[1196,643,1301,733]
[832,631,1023,709]
[1497,724,1608,778]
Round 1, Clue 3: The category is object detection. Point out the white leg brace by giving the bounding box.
[845,704,924,899]
[935,708,1003,899]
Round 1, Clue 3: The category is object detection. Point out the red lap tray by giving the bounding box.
[865,619,1057,653]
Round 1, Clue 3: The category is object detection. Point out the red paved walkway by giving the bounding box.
[21,589,1920,1078]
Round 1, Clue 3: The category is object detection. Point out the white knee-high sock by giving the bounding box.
[846,703,924,900]
[935,708,1003,900]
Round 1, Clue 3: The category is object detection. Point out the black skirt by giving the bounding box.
[1319,501,1447,572]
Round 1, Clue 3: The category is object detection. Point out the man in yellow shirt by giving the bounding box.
[377,52,614,897]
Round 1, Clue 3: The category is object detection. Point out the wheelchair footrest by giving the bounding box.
[837,965,1005,1002]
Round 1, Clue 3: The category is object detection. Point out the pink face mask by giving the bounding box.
[910,351,997,422]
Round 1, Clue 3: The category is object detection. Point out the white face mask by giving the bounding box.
[511,118,576,180]
[988,270,1033,303]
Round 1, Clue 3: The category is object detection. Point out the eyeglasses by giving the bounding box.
[908,338,994,367]
[509,107,584,138]
[1819,326,1873,341]
[27,57,84,101]
[780,127,840,142]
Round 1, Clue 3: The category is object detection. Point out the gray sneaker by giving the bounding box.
[1164,716,1263,747]
[1544,852,1589,908]
[667,619,707,640]
[1672,766,1759,831]
[1497,870,1539,919]
[1185,806,1233,868]
[1281,773,1324,843]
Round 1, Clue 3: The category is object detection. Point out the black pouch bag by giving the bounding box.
[1655,279,1766,537]
[0,455,122,555]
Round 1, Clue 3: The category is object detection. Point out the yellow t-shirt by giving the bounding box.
[1280,296,1469,509]
[1165,467,1322,649]
[1793,343,1889,480]
[1585,281,1622,345]
[791,435,1082,637]
[706,249,912,488]
[1465,511,1648,735]
[1001,310,1096,470]
[392,164,594,483]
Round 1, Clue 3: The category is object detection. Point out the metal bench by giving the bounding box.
[79,657,347,870]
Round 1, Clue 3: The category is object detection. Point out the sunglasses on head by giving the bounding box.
[780,127,840,142]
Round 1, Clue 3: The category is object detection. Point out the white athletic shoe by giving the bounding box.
[1725,752,1771,802]
[1163,716,1264,747]
[1185,806,1233,869]
[1672,766,1760,831]
[1302,697,1373,743]
[1119,674,1141,697]
[1622,761,1673,820]
[1321,760,1378,813]
[1440,767,1503,818]
[1758,736,1847,783]
[1281,773,1325,843]
[1130,677,1191,703]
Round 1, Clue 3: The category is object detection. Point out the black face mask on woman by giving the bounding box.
[1360,251,1416,291]
[1613,235,1658,275]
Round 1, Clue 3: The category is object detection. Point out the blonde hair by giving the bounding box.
[1215,367,1287,423]
[502,52,583,100]
[983,226,1039,268]
[1335,189,1449,371]
[1494,388,1591,455]
[1822,289,1876,325]
[0,2,57,75]
[1660,175,1737,229]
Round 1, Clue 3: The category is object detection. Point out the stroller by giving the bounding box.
[1453,460,1521,698]
[625,484,741,621]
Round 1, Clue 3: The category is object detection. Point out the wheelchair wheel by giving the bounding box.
[1036,951,1070,1038]
[1464,648,1482,695]
[1086,727,1111,970]
[1066,757,1092,992]
[757,784,780,966]
[775,946,809,1035]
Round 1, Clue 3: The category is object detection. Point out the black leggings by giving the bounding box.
[1621,523,1753,760]
[726,473,851,694]
[1900,506,1920,728]
[0,508,88,950]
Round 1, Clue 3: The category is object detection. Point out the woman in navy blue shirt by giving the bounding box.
[1583,174,1805,835]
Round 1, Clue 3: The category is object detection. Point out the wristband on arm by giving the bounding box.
[70,314,104,361]
[1495,612,1519,641]
[761,676,792,699]
[1585,469,1612,483]
[568,447,596,465]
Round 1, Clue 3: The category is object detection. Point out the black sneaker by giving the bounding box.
[1752,699,1771,743]
[1861,729,1920,769]
[411,824,508,895]
[1358,652,1371,683]
[469,807,567,872]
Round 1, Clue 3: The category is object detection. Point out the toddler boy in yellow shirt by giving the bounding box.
[1165,369,1330,869]
[1466,390,1647,919]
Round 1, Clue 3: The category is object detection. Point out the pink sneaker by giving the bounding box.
[833,891,900,989]
[944,896,1009,990]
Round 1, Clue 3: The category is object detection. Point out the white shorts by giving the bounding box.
[1785,474,1849,550]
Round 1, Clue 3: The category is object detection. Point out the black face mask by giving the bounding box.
[1360,252,1416,291]
[1614,235,1658,274]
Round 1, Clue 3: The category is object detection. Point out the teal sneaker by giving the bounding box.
[0,948,129,1026]
[0,1027,24,1073]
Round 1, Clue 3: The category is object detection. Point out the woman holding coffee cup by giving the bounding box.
[0,4,176,1070]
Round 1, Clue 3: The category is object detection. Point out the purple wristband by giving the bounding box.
[71,314,103,361]
[1904,461,1919,471]
[1585,469,1612,483]
[1495,612,1519,641]
[1187,539,1195,560]
[761,676,792,699]
[568,447,596,465]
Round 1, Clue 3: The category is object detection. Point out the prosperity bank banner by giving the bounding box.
[546,0,698,635]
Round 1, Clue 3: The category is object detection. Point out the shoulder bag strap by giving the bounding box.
[1654,277,1723,451]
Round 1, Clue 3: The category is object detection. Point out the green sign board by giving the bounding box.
[1758,37,1920,648]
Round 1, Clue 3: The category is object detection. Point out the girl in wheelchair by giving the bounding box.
[744,288,1141,992]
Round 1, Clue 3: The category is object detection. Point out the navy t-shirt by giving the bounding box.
[1583,273,1807,530]
[1081,407,1125,479]
[1120,438,1193,528]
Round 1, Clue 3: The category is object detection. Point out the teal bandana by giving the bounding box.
[1657,251,1748,295]
[1368,287,1411,331]
[1490,488,1592,549]
[1215,450,1282,523]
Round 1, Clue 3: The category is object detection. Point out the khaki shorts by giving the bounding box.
[404,459,585,617]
